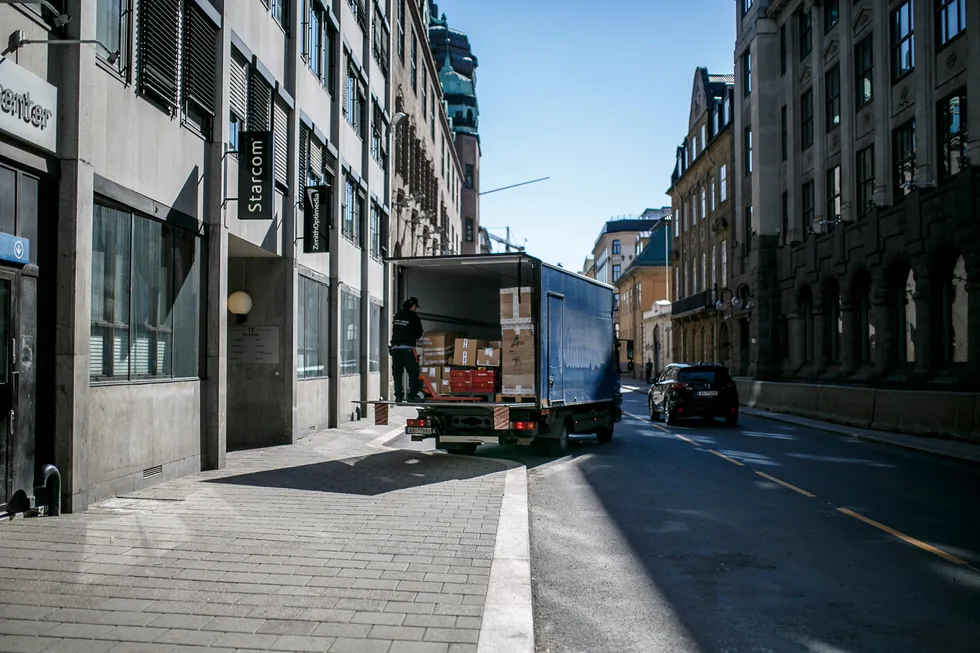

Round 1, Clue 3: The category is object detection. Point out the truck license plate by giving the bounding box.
[407,427,434,435]
[697,390,718,397]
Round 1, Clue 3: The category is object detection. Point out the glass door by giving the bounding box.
[0,275,12,508]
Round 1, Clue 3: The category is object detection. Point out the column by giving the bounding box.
[54,0,98,512]
[811,288,826,372]
[912,266,933,376]
[872,273,893,377]
[871,0,893,207]
[968,0,980,166]
[912,0,937,185]
[839,286,858,374]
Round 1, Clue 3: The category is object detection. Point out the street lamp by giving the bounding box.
[715,283,754,319]
[661,214,672,302]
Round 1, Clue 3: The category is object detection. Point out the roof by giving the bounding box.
[620,219,672,276]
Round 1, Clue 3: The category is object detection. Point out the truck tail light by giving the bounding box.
[511,421,536,431]
[407,419,429,428]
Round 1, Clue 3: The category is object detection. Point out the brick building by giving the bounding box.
[668,68,736,367]
[732,0,978,398]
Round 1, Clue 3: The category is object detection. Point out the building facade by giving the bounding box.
[428,3,482,254]
[0,0,400,514]
[643,301,675,378]
[390,0,463,260]
[733,0,978,392]
[668,68,736,367]
[616,220,672,380]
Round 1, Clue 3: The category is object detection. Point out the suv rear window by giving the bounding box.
[678,368,730,383]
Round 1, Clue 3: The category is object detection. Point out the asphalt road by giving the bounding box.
[458,386,980,653]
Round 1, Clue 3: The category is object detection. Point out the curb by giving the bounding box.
[371,427,535,652]
[744,407,980,464]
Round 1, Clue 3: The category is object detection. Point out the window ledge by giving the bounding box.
[91,376,203,388]
[96,59,130,85]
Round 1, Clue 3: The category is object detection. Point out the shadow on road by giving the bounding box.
[207,449,509,496]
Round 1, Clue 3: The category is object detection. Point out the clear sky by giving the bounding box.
[434,0,737,269]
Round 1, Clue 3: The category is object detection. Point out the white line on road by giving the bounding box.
[479,466,535,653]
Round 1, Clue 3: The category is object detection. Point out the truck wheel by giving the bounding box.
[548,423,570,456]
[444,443,479,455]
[596,421,614,443]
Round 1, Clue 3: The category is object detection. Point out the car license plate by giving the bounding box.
[407,427,435,435]
[697,390,718,397]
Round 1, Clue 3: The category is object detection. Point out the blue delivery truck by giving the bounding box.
[381,253,634,456]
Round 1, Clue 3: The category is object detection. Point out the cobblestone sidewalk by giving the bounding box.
[0,413,515,653]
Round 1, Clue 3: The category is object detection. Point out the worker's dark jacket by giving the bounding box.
[390,308,424,347]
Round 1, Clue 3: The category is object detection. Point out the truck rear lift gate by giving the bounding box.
[358,400,525,428]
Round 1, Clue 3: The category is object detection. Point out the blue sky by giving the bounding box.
[435,0,736,268]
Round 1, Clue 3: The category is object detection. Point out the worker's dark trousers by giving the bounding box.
[391,347,421,401]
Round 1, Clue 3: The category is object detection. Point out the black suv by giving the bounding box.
[647,363,739,426]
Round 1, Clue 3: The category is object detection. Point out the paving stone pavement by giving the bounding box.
[0,410,512,653]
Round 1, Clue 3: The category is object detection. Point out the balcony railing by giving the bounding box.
[672,290,713,317]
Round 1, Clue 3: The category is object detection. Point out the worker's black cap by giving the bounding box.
[403,297,420,309]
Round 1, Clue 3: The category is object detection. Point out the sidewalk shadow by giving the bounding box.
[206,449,510,496]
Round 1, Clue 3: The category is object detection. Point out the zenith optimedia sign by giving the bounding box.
[239,131,274,220]
[304,184,330,254]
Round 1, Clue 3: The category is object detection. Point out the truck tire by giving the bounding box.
[444,443,479,455]
[596,421,614,443]
[548,422,570,456]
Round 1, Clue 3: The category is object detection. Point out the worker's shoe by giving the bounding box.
[414,392,426,403]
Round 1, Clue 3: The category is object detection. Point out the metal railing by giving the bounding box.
[671,290,713,316]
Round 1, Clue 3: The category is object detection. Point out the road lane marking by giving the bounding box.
[837,507,973,567]
[674,432,700,446]
[707,449,744,466]
[755,471,816,498]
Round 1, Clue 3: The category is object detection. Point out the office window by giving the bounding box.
[372,2,390,77]
[397,0,405,60]
[826,64,840,130]
[857,145,875,217]
[742,52,751,95]
[855,35,874,107]
[272,96,289,186]
[826,165,841,227]
[272,0,288,31]
[781,105,788,160]
[370,203,382,259]
[939,0,965,46]
[799,8,812,59]
[613,264,622,283]
[297,275,329,379]
[612,239,621,255]
[824,0,839,32]
[710,177,717,212]
[228,49,248,150]
[743,0,753,14]
[938,91,967,181]
[90,202,201,381]
[744,127,753,174]
[720,164,727,202]
[421,69,428,121]
[96,0,129,72]
[891,1,914,79]
[369,300,382,373]
[344,63,357,128]
[137,0,180,111]
[410,32,417,92]
[371,103,387,170]
[802,181,815,236]
[324,26,336,93]
[307,1,323,79]
[800,89,814,150]
[342,178,364,244]
[893,120,916,195]
[340,289,361,376]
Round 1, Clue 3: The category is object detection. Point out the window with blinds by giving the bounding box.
[138,0,181,113]
[249,69,272,131]
[182,1,217,137]
[299,126,326,189]
[273,97,289,187]
[229,50,249,122]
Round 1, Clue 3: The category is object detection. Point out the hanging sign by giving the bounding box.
[238,131,274,220]
[303,185,331,253]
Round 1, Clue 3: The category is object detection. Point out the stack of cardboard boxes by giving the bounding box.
[417,333,503,398]
[500,287,536,397]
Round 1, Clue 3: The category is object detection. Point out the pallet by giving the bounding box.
[496,394,537,404]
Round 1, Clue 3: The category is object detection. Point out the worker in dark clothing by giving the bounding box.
[390,297,425,402]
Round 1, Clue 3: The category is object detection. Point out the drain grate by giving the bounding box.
[142,465,163,479]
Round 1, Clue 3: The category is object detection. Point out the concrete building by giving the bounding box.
[590,209,670,326]
[616,220,672,380]
[0,0,397,514]
[643,300,675,378]
[428,3,482,254]
[390,0,463,259]
[668,68,736,367]
[732,0,979,431]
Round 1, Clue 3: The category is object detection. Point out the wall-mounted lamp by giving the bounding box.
[715,283,754,320]
[228,261,252,324]
[10,29,119,65]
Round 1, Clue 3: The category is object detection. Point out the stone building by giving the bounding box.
[668,68,736,367]
[428,2,482,254]
[732,0,979,396]
[0,0,398,513]
[643,300,675,378]
[616,220,672,380]
[390,0,463,259]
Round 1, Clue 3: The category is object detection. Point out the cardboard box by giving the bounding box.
[476,343,501,367]
[420,331,457,348]
[453,338,481,367]
[500,287,535,322]
[421,367,442,384]
[501,323,535,396]
[423,347,454,366]
[437,378,452,395]
[502,375,535,396]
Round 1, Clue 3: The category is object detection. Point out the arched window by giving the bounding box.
[612,239,621,255]
[944,256,968,363]
[827,284,841,363]
[858,281,875,363]
[898,269,916,363]
[801,288,815,362]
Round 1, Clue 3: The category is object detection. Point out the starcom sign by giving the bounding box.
[239,131,274,220]
[304,185,330,253]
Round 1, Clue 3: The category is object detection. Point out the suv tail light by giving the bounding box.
[407,419,429,428]
[671,383,688,390]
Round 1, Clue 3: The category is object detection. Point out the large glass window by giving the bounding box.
[893,120,916,196]
[800,89,814,150]
[341,289,361,376]
[297,275,329,379]
[799,8,812,59]
[891,1,914,79]
[369,300,382,372]
[857,145,875,217]
[826,64,841,130]
[938,0,965,47]
[96,0,128,72]
[90,202,202,381]
[826,165,841,227]
[855,35,874,107]
[938,90,967,181]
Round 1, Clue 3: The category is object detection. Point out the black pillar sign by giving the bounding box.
[304,185,331,253]
[239,131,274,220]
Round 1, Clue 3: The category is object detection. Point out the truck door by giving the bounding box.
[546,292,564,403]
